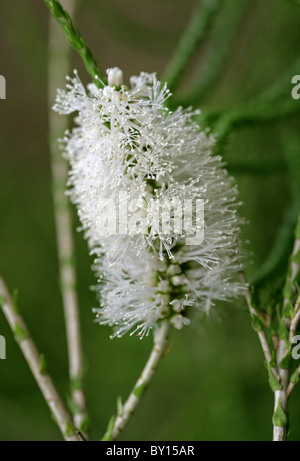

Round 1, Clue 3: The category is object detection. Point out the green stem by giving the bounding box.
[254,56,300,106]
[251,128,300,286]
[43,0,106,86]
[227,158,286,176]
[175,0,249,107]
[162,0,223,92]
[213,101,299,148]
[251,205,298,286]
[196,54,300,151]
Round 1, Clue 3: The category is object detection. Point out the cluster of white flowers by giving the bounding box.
[54,67,244,338]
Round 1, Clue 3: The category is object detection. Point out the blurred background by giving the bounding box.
[0,0,300,441]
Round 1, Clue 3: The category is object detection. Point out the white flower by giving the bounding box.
[107,67,123,87]
[54,68,244,338]
[170,314,191,330]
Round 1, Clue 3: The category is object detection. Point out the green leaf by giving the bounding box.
[290,367,300,385]
[283,281,292,300]
[70,375,82,392]
[133,381,146,398]
[52,2,65,19]
[269,350,277,369]
[14,323,28,341]
[0,294,5,306]
[280,348,291,369]
[268,369,281,392]
[278,318,289,341]
[251,314,264,332]
[43,0,106,86]
[101,415,116,441]
[65,420,76,437]
[283,301,294,319]
[272,403,287,427]
[80,414,90,434]
[66,395,81,416]
[117,396,123,417]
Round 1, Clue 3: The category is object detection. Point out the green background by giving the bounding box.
[0,0,300,441]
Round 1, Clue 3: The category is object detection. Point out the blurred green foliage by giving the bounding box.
[1,0,300,441]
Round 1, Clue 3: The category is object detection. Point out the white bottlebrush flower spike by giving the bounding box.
[54,68,244,338]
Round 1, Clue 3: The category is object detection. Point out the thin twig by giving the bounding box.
[287,378,299,400]
[239,271,278,379]
[0,278,82,441]
[102,320,171,441]
[48,0,88,436]
[287,365,300,399]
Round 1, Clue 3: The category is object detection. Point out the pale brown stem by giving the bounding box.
[48,0,87,434]
[273,218,300,439]
[106,321,171,441]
